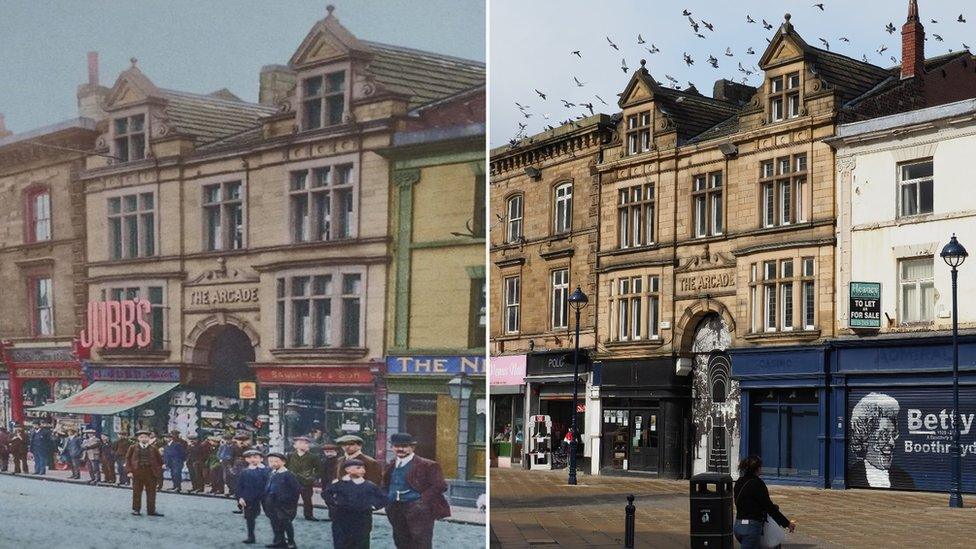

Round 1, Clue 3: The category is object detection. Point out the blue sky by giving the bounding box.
[0,0,485,133]
[490,0,976,146]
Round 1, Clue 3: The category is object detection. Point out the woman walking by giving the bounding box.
[732,455,796,549]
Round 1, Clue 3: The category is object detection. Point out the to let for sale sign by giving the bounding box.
[850,282,882,328]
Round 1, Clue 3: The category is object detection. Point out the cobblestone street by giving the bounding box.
[0,472,485,548]
[490,468,976,548]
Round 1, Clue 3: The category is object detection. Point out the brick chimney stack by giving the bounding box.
[902,0,925,79]
[0,113,11,138]
[87,51,99,86]
[77,51,108,120]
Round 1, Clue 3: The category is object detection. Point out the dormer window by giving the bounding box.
[113,114,146,162]
[769,72,801,122]
[627,111,652,155]
[302,71,346,130]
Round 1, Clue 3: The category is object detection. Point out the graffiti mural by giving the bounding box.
[690,314,739,477]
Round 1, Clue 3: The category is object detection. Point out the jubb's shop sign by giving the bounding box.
[78,299,152,349]
[847,387,976,492]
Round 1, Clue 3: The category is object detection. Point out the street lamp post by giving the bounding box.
[941,233,968,508]
[448,372,475,485]
[566,286,589,485]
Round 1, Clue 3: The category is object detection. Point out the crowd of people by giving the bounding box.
[0,422,450,549]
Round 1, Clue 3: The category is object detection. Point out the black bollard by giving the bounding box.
[625,494,636,548]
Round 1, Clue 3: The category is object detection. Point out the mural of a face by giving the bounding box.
[850,392,900,472]
[865,417,898,470]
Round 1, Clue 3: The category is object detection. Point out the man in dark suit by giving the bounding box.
[264,451,301,549]
[335,434,382,485]
[63,427,84,479]
[382,433,450,549]
[113,432,133,486]
[125,430,164,517]
[29,422,54,475]
[186,433,209,493]
[236,449,270,545]
[163,430,187,492]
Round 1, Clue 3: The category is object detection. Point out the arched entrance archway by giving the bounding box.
[688,313,739,476]
[177,317,262,439]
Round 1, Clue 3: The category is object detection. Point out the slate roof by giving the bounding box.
[362,41,485,109]
[652,86,741,144]
[805,46,891,103]
[845,50,971,109]
[158,88,277,145]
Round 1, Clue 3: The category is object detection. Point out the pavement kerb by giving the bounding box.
[0,471,485,526]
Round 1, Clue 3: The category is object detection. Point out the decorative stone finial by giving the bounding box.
[326,4,335,16]
[130,57,138,68]
[640,59,646,68]
[784,13,791,22]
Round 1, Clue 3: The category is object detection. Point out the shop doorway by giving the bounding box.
[192,324,258,438]
[628,409,660,472]
[602,407,659,472]
[401,395,438,460]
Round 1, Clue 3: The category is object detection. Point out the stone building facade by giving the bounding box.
[10,5,484,482]
[0,117,97,429]
[488,115,613,472]
[381,85,487,504]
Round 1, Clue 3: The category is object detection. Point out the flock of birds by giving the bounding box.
[505,4,973,148]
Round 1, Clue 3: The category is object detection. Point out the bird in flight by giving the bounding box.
[682,9,692,16]
[560,99,575,108]
[762,19,773,30]
[582,102,594,115]
[959,14,967,23]
[607,36,619,50]
[571,50,582,58]
[535,89,547,100]
[696,33,707,39]
[595,95,608,105]
[574,77,586,87]
[813,3,824,11]
[933,33,944,42]
[702,20,714,31]
[688,17,700,33]
[746,15,756,24]
[746,47,756,55]
[724,47,734,57]
[646,44,660,54]
[621,58,629,73]
[886,22,897,34]
[839,36,850,42]
[819,38,830,50]
[931,19,939,24]
[637,33,646,44]
[877,44,888,54]
[707,55,719,68]
[683,52,694,66]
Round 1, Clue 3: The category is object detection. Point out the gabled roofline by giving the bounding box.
[0,117,97,151]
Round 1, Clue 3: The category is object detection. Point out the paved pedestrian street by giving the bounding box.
[490,468,976,548]
[0,473,484,548]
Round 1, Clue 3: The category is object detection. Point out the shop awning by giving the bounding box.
[29,381,178,415]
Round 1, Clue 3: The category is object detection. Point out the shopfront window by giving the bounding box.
[748,389,819,478]
[326,392,376,456]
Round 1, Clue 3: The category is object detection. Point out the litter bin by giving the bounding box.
[689,472,733,549]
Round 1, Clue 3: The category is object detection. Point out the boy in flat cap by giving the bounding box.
[264,452,300,549]
[286,436,320,521]
[335,434,382,485]
[324,458,387,549]
[236,449,271,544]
[125,430,164,516]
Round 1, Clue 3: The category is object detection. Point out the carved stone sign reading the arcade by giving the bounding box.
[188,286,259,307]
[676,268,736,297]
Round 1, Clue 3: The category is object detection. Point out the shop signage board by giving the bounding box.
[847,387,976,492]
[17,367,78,379]
[849,282,882,329]
[386,355,486,375]
[675,268,736,297]
[239,381,257,399]
[88,366,180,382]
[8,347,75,363]
[78,299,153,349]
[255,367,373,385]
[489,355,526,386]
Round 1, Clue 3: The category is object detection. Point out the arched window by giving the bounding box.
[25,186,51,243]
[553,182,573,234]
[506,194,523,242]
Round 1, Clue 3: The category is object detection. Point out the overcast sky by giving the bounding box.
[0,0,485,133]
[490,0,976,146]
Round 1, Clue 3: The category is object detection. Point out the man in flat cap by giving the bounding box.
[62,426,84,479]
[383,433,450,549]
[81,428,102,484]
[236,449,270,544]
[324,458,387,549]
[125,430,164,516]
[186,433,208,493]
[336,434,382,485]
[163,430,187,492]
[264,451,300,549]
[213,433,234,495]
[286,435,320,521]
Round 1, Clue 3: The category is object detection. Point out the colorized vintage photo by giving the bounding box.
[0,1,485,547]
[489,0,976,547]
